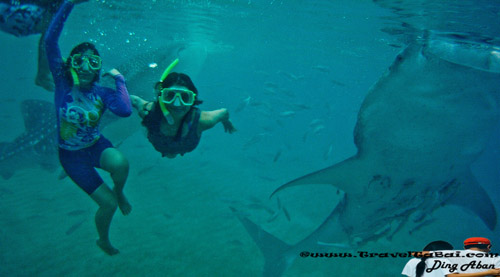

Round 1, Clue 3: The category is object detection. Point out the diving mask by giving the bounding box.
[160,88,196,106]
[70,54,102,70]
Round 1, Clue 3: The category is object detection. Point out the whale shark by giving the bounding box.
[0,43,207,179]
[0,100,59,179]
[233,34,500,276]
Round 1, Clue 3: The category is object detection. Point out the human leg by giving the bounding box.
[99,147,131,215]
[90,184,119,255]
[59,146,119,255]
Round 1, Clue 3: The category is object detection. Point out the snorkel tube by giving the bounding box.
[70,67,80,87]
[158,58,179,125]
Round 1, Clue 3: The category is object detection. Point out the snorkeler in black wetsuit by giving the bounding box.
[130,59,237,158]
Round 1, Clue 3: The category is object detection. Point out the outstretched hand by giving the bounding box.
[130,95,151,118]
[102,68,121,78]
[222,120,237,134]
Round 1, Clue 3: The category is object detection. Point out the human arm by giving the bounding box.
[36,33,54,91]
[447,268,500,276]
[43,2,74,98]
[44,1,73,70]
[130,95,153,119]
[199,108,237,134]
[101,69,132,117]
[44,0,88,72]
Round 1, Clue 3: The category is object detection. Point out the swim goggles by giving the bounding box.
[65,105,100,125]
[160,88,196,106]
[70,54,102,70]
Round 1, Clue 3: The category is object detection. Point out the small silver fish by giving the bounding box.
[313,125,325,134]
[312,65,330,73]
[65,219,86,235]
[266,211,280,223]
[282,206,291,221]
[67,210,87,216]
[273,150,282,163]
[279,111,295,117]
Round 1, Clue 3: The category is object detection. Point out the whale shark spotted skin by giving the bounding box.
[234,35,500,276]
[0,100,59,179]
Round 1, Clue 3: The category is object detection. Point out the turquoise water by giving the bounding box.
[1,0,500,276]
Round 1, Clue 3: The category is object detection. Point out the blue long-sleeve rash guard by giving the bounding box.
[45,1,131,150]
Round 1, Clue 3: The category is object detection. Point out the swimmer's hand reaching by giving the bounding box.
[130,95,151,118]
[102,68,121,79]
[222,119,236,134]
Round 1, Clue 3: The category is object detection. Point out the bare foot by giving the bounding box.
[115,190,132,215]
[35,74,55,91]
[96,239,119,256]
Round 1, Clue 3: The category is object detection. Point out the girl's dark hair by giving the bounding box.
[142,72,202,131]
[64,42,101,84]
[416,241,454,277]
[69,42,100,57]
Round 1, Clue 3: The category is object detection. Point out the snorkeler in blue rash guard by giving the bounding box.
[45,0,132,255]
[0,0,85,91]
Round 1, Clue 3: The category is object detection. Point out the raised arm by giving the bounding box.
[44,0,89,76]
[199,108,237,134]
[44,0,74,82]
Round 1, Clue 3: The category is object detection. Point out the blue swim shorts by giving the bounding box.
[59,136,113,194]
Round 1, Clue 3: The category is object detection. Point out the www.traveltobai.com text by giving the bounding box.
[300,251,414,258]
[299,251,500,258]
